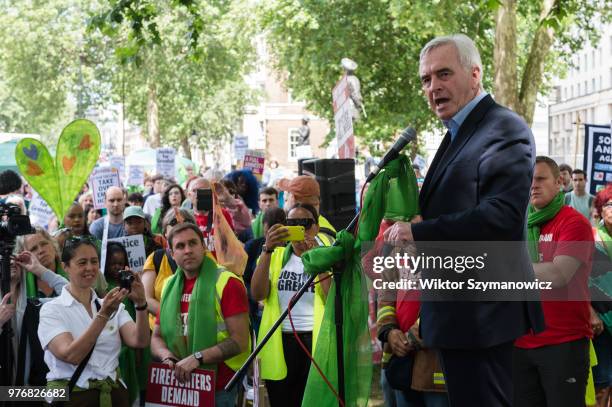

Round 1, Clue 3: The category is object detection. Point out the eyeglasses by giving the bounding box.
[603,202,612,209]
[65,235,97,247]
[286,218,317,229]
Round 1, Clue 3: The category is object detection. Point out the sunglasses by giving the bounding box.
[286,218,316,229]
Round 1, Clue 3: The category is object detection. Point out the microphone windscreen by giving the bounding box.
[0,170,22,196]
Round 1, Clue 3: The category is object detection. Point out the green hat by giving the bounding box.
[123,206,146,221]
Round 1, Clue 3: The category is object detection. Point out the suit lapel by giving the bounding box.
[419,131,450,208]
[420,95,496,209]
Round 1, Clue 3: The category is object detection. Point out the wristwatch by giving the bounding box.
[262,244,274,254]
[194,351,204,363]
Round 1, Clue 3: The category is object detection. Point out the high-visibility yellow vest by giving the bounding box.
[257,245,328,380]
[214,270,251,371]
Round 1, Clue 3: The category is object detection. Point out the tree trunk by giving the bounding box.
[180,134,191,159]
[147,83,160,147]
[517,0,557,126]
[493,0,518,111]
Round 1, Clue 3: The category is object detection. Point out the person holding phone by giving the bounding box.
[187,177,234,257]
[38,237,150,406]
[251,203,332,406]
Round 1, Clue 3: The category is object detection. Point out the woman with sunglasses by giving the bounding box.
[150,184,186,235]
[142,209,196,329]
[251,203,331,407]
[38,237,150,406]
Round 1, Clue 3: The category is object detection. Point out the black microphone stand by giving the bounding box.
[226,130,415,406]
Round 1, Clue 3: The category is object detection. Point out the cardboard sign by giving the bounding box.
[109,156,126,183]
[233,135,248,162]
[156,148,176,178]
[332,75,354,159]
[127,165,145,186]
[584,124,612,194]
[145,362,215,407]
[28,192,55,229]
[243,149,265,180]
[107,234,146,272]
[90,167,121,209]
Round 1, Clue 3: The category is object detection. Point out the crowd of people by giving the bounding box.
[0,161,342,406]
[0,32,611,407]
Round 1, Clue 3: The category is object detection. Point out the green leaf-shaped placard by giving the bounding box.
[56,119,101,218]
[15,119,102,221]
[15,139,63,218]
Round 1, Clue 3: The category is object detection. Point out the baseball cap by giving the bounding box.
[278,175,320,203]
[123,206,146,221]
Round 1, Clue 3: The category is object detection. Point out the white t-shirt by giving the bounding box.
[38,287,133,388]
[143,193,162,216]
[277,254,315,332]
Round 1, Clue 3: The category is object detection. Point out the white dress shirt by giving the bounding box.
[38,287,132,388]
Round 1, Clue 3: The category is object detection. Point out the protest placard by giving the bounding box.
[28,192,55,229]
[233,135,248,162]
[90,167,121,209]
[156,148,176,178]
[107,234,146,272]
[145,362,215,407]
[109,156,126,183]
[584,124,612,195]
[243,149,265,180]
[127,165,145,186]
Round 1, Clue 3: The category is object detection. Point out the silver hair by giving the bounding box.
[420,34,483,88]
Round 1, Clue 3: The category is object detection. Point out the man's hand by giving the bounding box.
[387,329,410,357]
[14,251,47,277]
[590,306,604,336]
[383,221,414,243]
[174,355,199,383]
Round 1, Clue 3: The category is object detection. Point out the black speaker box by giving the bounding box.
[300,158,356,231]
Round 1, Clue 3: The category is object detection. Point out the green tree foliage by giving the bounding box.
[90,0,258,153]
[0,0,114,138]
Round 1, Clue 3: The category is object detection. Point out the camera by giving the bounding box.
[119,269,135,291]
[0,202,34,243]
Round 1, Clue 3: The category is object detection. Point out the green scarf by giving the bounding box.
[252,212,264,239]
[159,255,219,371]
[527,191,565,262]
[597,224,612,260]
[26,260,69,298]
[48,373,119,407]
[301,155,419,407]
[151,207,163,234]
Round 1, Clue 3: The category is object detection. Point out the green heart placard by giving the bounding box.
[15,119,101,220]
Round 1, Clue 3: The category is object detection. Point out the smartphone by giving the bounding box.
[196,189,213,212]
[285,225,305,241]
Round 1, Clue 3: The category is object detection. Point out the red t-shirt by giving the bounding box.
[156,275,248,390]
[515,205,593,349]
[195,208,234,257]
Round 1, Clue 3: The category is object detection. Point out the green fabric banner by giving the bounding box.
[301,155,419,406]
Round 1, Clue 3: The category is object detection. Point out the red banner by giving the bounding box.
[145,362,215,407]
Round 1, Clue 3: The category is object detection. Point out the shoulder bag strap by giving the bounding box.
[67,299,101,393]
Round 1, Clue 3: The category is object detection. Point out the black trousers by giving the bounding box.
[513,338,589,407]
[437,341,514,407]
[265,332,312,407]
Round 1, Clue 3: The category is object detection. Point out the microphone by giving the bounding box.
[365,127,416,183]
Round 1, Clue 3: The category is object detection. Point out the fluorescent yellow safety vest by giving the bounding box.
[257,245,329,380]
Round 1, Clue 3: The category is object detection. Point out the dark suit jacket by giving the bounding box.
[412,95,544,349]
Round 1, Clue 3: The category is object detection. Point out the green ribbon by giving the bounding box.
[159,255,219,372]
[527,191,565,263]
[300,155,419,407]
[26,260,69,298]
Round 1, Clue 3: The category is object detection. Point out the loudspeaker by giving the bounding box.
[297,157,316,175]
[300,158,356,231]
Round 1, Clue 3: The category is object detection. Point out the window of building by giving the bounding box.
[288,128,300,161]
[592,50,596,70]
[578,83,581,95]
[584,80,588,94]
[593,78,596,93]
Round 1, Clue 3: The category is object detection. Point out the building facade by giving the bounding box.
[549,25,612,168]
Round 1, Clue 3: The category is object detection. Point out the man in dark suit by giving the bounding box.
[384,34,544,406]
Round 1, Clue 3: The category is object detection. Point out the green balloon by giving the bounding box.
[56,119,101,218]
[15,138,62,218]
[15,119,102,220]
